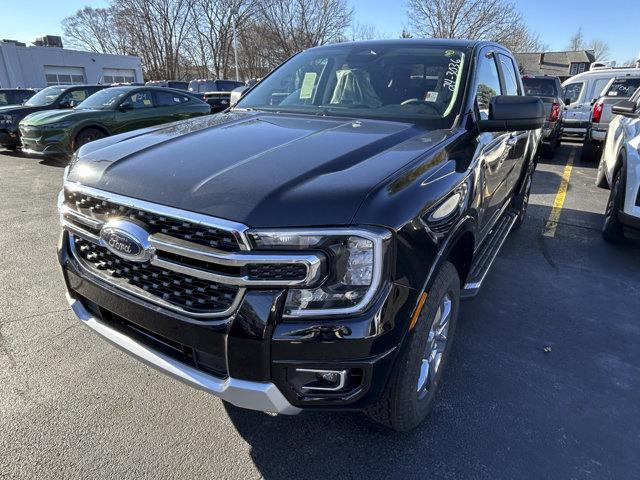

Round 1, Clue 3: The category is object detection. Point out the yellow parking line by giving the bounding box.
[543,150,576,238]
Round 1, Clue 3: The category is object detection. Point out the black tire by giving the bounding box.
[581,139,601,163]
[602,168,627,243]
[595,158,609,189]
[74,128,106,151]
[512,171,533,231]
[365,262,460,431]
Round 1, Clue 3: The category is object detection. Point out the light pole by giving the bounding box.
[229,7,240,81]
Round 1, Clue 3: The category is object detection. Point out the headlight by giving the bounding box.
[248,227,391,317]
[0,114,14,125]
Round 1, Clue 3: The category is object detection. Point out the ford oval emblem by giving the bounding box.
[99,219,154,263]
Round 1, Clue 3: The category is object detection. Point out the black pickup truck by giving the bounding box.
[188,79,246,113]
[58,39,543,431]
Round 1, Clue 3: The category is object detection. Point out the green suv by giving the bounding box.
[19,86,211,157]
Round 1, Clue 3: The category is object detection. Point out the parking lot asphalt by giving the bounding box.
[1,144,639,480]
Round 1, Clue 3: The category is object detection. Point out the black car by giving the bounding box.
[58,40,543,431]
[0,88,36,106]
[522,75,565,158]
[145,80,189,91]
[0,84,106,149]
[188,79,246,112]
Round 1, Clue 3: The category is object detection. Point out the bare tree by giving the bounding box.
[567,28,585,51]
[589,39,610,61]
[346,22,386,41]
[407,0,542,53]
[62,7,132,55]
[256,0,353,59]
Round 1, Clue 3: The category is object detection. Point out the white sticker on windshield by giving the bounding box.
[609,91,618,96]
[424,91,438,102]
[299,72,317,99]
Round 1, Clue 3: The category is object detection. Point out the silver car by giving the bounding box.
[582,75,640,161]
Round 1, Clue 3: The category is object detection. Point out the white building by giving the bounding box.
[0,39,143,88]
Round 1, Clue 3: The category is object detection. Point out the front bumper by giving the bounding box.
[19,127,70,157]
[59,230,412,412]
[66,292,300,414]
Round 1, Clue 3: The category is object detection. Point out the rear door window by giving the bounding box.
[155,90,190,106]
[498,54,520,95]
[563,83,583,104]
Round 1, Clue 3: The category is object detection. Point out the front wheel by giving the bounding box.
[365,261,460,431]
[602,168,627,243]
[74,128,106,152]
[512,171,533,231]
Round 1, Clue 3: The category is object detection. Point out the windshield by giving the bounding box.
[523,78,559,97]
[236,45,468,126]
[605,78,640,98]
[189,80,217,93]
[76,88,129,110]
[24,86,67,106]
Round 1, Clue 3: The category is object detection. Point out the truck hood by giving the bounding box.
[21,108,105,126]
[68,111,453,227]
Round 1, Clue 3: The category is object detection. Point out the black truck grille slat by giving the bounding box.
[246,263,307,281]
[75,238,239,315]
[64,189,240,252]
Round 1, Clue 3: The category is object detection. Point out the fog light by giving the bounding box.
[294,368,347,392]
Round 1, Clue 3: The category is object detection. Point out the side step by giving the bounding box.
[461,209,518,299]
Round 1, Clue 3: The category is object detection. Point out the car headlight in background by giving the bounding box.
[0,114,14,126]
[248,227,391,317]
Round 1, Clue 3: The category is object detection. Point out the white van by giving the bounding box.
[561,66,640,138]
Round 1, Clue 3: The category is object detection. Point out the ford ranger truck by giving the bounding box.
[57,40,543,431]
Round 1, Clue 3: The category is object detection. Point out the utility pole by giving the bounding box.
[229,7,240,81]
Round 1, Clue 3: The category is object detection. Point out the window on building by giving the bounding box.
[44,66,86,86]
[102,68,136,84]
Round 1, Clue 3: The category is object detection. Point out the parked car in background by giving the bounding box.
[0,88,36,106]
[146,80,189,91]
[595,89,640,242]
[19,86,210,158]
[561,66,640,140]
[188,79,246,112]
[582,75,640,162]
[0,85,106,150]
[58,39,544,431]
[522,75,564,158]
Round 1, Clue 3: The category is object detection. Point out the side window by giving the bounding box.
[123,91,154,109]
[563,83,583,104]
[155,90,189,106]
[591,78,610,101]
[475,53,502,114]
[70,89,88,102]
[498,54,520,95]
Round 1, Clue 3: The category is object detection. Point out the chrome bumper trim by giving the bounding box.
[67,292,301,415]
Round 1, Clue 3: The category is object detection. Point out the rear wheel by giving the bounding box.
[602,168,627,243]
[74,128,106,151]
[581,139,602,163]
[365,262,460,431]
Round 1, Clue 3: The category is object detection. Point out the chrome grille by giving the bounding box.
[59,184,325,319]
[64,189,241,252]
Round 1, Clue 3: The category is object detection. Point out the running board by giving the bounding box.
[461,209,518,299]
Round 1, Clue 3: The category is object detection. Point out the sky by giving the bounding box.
[2,0,639,65]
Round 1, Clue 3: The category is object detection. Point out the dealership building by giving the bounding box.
[0,37,143,89]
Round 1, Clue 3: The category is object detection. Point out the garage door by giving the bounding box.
[44,66,86,86]
[102,68,136,84]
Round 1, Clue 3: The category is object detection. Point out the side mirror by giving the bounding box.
[59,101,72,108]
[69,100,78,108]
[564,98,572,106]
[477,95,545,132]
[229,86,248,107]
[119,103,133,112]
[611,99,638,118]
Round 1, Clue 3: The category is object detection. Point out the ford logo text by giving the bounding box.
[99,219,154,263]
